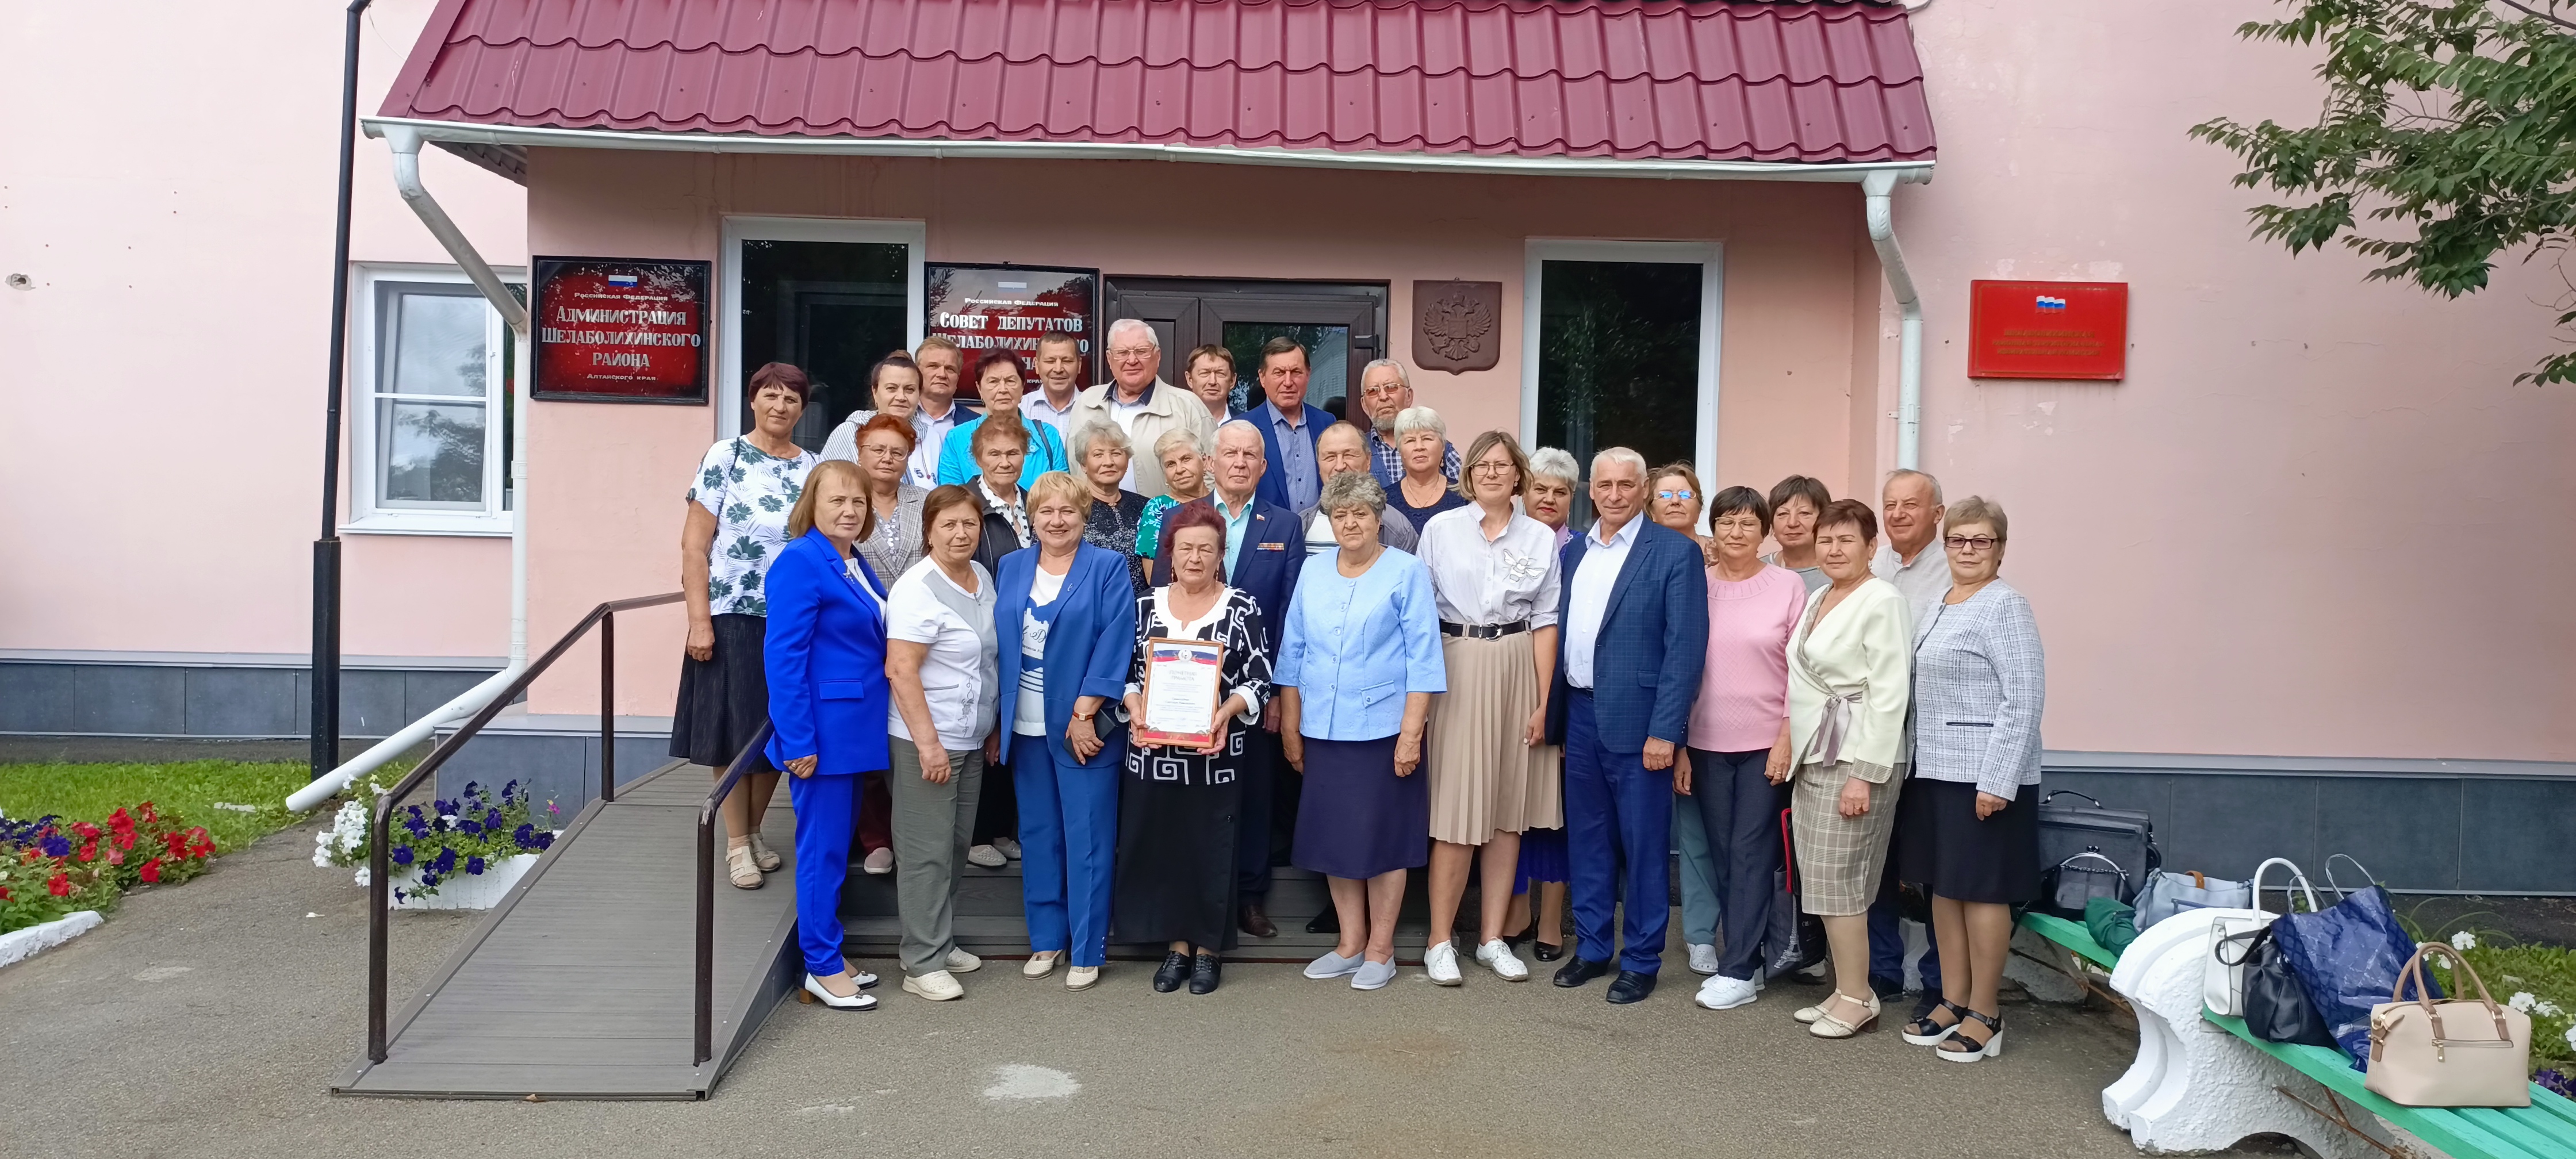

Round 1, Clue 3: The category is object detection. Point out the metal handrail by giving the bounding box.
[365,590,682,1065]
[695,722,773,1065]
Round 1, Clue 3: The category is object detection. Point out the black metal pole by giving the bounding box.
[600,612,616,804]
[311,0,373,780]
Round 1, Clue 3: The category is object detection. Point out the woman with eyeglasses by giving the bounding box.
[846,411,927,877]
[1893,496,2044,1061]
[1646,462,1723,974]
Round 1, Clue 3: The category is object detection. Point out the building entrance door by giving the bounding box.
[1103,278,1386,415]
[731,232,915,451]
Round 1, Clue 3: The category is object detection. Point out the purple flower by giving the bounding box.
[532,832,554,850]
[512,823,537,849]
[465,855,486,875]
[433,847,457,874]
[420,873,440,888]
[39,834,71,858]
[402,814,429,837]
[484,808,503,828]
[459,820,482,836]
[392,846,415,866]
[501,780,519,799]
[2539,1069,2575,1099]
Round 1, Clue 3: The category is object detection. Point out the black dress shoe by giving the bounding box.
[1870,974,1906,1002]
[1152,951,1190,993]
[1188,953,1223,995]
[1605,970,1658,1004]
[1240,901,1278,939]
[1305,908,1340,935]
[1532,939,1567,962]
[1552,957,1612,988]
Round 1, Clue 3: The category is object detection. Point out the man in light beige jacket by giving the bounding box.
[1069,318,1217,498]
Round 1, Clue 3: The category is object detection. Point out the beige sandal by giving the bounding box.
[749,834,782,873]
[727,843,764,889]
[1808,992,1881,1039]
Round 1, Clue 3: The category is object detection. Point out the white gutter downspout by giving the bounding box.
[289,126,531,812]
[1863,168,1933,470]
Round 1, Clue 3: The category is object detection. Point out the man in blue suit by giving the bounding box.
[1544,447,1709,1003]
[1151,420,1306,938]
[1248,337,1332,517]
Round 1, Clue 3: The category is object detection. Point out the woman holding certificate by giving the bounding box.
[1275,473,1446,993]
[1113,503,1274,996]
[993,471,1137,992]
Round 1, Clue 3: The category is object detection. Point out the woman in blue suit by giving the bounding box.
[764,459,892,1011]
[994,471,1138,991]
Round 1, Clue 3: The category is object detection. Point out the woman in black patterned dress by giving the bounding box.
[1071,420,1151,594]
[1113,504,1273,996]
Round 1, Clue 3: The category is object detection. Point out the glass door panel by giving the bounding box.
[1534,259,1704,523]
[738,240,909,451]
[1221,322,1350,413]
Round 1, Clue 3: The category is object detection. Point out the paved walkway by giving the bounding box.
[0,815,2284,1158]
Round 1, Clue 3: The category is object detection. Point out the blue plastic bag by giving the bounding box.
[2269,869,2435,1068]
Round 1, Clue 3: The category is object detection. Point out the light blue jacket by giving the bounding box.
[1274,547,1446,740]
[935,413,1070,486]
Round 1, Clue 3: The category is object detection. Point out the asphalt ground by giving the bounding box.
[0,813,2291,1159]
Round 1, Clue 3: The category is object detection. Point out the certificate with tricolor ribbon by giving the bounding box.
[1137,637,1225,748]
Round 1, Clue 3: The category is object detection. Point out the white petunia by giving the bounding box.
[2450,930,2478,951]
[2566,1024,2576,1053]
[2537,1000,2564,1018]
[2510,992,2538,1013]
[352,867,371,887]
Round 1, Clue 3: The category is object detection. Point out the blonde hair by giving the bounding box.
[1025,470,1094,521]
[1946,494,2008,542]
[787,460,873,542]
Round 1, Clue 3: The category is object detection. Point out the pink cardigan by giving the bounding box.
[1686,563,1811,753]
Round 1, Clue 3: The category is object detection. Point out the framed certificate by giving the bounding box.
[1136,637,1226,748]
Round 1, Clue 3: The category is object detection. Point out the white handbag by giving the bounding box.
[2204,857,2320,1017]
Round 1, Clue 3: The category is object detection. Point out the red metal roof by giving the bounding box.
[381,0,1934,165]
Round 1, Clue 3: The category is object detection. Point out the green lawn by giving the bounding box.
[0,761,317,857]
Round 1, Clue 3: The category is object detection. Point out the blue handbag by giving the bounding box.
[2268,855,2439,1068]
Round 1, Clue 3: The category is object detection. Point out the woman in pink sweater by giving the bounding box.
[1678,485,1813,1013]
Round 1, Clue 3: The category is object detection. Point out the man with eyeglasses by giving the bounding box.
[1356,359,1459,487]
[1068,318,1218,498]
[1868,466,1948,1016]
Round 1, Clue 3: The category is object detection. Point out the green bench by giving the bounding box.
[2203,1011,2576,1159]
[2018,911,2127,1009]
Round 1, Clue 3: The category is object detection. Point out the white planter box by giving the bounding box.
[388,853,539,910]
[0,909,104,968]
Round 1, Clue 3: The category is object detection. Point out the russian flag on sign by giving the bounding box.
[1152,645,1217,666]
[2035,295,2068,311]
[607,273,639,288]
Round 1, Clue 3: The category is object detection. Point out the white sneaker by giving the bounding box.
[1065,965,1101,991]
[991,836,1023,860]
[966,843,1007,868]
[1023,951,1060,978]
[1695,973,1762,1011]
[1688,943,1721,976]
[861,847,894,875]
[903,970,963,1001]
[946,947,983,973]
[1474,939,1530,981]
[1424,939,1463,986]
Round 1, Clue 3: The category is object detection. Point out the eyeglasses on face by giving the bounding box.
[858,445,908,459]
[1944,535,2000,551]
[1108,347,1153,360]
[1469,460,1517,475]
[1656,488,1695,501]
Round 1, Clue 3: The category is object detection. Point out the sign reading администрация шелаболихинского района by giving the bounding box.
[532,256,711,403]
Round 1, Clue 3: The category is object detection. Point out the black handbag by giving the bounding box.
[2223,923,2337,1047]
[1764,808,1828,978]
[2045,850,2134,919]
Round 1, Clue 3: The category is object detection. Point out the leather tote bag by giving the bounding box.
[2205,858,2321,1016]
[1764,808,1828,978]
[2137,868,2255,930]
[2036,790,2159,885]
[2364,942,2531,1108]
[2044,850,2134,919]
[2232,924,2338,1047]
[2271,855,2437,1066]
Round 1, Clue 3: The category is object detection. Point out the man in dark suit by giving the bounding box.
[1248,337,1333,517]
[1151,420,1306,939]
[1544,447,1709,1003]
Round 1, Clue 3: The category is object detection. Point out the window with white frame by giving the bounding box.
[350,266,519,534]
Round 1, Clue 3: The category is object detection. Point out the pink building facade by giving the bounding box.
[5,0,2571,888]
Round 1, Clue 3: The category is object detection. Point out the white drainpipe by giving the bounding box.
[1863,168,1933,470]
[288,126,530,812]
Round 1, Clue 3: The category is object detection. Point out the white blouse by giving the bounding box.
[885,559,998,751]
[1413,505,1563,628]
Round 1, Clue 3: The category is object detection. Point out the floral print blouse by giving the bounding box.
[687,437,818,617]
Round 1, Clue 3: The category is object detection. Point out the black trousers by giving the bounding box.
[1688,746,1784,982]
[1237,729,1286,899]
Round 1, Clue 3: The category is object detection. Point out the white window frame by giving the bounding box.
[1518,240,1727,513]
[716,216,927,437]
[345,263,523,536]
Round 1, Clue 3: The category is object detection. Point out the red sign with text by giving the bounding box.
[1967,280,2128,381]
[925,264,1098,405]
[532,257,710,402]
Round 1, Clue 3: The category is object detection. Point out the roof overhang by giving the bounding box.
[366,116,1934,189]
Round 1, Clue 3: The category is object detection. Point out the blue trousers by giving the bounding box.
[1012,732,1118,968]
[1673,795,1720,946]
[788,772,857,977]
[1564,692,1672,975]
[1689,747,1784,983]
[1237,729,1281,898]
[1870,867,1943,991]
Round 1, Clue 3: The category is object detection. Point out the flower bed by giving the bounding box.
[2412,924,2576,1093]
[1,803,217,935]
[313,778,558,906]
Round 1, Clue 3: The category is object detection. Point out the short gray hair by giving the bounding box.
[1214,418,1264,448]
[1106,317,1160,351]
[1319,470,1386,517]
[1527,447,1579,485]
[1884,468,1943,507]
[1591,446,1648,481]
[1070,420,1130,465]
[1946,494,2008,542]
[1393,406,1445,439]
[1152,426,1208,462]
[1360,357,1410,392]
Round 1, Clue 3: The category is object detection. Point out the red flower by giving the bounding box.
[163,831,188,856]
[47,872,71,897]
[76,841,98,862]
[184,828,215,858]
[71,822,101,841]
[137,858,162,884]
[137,801,159,824]
[0,885,12,901]
[105,846,125,866]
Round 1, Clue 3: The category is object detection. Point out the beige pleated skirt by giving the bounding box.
[1790,761,1904,916]
[1424,632,1563,845]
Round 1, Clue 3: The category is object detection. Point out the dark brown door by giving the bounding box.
[1102,278,1386,415]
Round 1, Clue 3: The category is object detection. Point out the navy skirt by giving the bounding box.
[1895,777,2041,905]
[1291,735,1429,880]
[669,612,774,771]
[1515,826,1570,891]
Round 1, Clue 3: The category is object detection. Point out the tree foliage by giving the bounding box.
[2192,0,2576,383]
